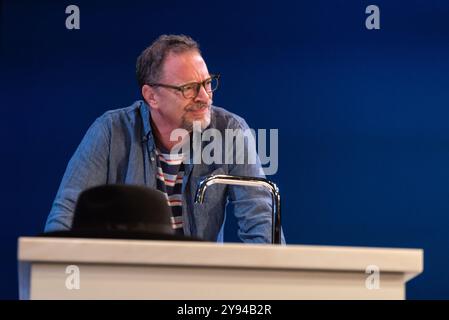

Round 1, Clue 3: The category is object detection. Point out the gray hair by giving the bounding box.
[136,34,201,88]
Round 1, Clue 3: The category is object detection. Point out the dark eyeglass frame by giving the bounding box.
[147,74,220,99]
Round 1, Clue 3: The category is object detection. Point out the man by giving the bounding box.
[45,34,283,243]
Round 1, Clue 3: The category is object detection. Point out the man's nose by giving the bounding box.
[194,84,211,103]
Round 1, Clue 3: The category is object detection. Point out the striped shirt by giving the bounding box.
[154,146,185,234]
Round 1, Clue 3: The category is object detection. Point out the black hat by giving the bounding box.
[42,184,201,241]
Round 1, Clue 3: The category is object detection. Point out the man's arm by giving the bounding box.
[226,118,286,244]
[44,117,110,232]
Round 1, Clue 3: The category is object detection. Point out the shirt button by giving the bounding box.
[151,156,155,161]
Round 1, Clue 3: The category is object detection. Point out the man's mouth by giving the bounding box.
[187,105,209,114]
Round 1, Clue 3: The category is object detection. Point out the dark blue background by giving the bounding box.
[1,0,448,299]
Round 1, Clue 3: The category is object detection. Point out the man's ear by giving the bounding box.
[142,85,158,109]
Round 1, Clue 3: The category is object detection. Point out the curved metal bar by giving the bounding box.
[194,174,281,244]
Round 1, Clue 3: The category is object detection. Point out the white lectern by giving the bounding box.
[17,237,423,299]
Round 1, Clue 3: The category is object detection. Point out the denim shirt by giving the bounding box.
[45,100,285,243]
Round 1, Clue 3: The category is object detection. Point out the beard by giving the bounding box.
[181,103,211,132]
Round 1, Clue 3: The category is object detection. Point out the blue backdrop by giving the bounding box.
[1,0,449,299]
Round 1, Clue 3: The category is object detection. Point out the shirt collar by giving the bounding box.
[139,100,153,137]
[139,100,156,152]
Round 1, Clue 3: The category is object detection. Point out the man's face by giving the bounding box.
[151,50,213,131]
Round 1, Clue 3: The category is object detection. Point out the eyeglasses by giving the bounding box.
[148,74,220,99]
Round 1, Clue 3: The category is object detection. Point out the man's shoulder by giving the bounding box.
[87,100,148,135]
[81,101,146,139]
[211,105,249,130]
[97,100,143,123]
